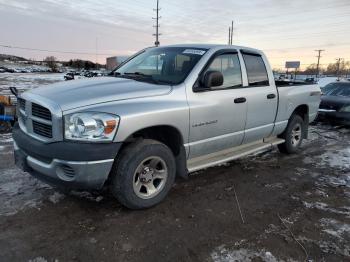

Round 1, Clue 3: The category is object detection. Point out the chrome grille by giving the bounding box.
[32,120,53,138]
[32,103,52,121]
[17,95,62,142]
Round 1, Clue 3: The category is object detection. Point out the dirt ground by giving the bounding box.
[0,123,349,262]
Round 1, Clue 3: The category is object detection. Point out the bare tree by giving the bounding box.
[44,56,58,72]
[303,64,318,75]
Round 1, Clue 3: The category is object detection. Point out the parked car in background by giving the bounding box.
[64,72,75,81]
[318,77,348,88]
[318,82,350,125]
[13,44,321,209]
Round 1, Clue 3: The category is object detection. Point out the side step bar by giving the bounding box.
[187,137,285,173]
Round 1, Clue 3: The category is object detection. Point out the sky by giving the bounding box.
[0,0,349,69]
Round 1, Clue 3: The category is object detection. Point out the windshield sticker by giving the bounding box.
[183,49,206,55]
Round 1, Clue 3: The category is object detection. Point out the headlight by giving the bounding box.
[339,105,350,113]
[64,112,120,142]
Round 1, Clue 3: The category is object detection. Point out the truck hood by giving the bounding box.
[27,77,172,111]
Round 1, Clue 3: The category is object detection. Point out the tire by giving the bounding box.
[278,114,305,154]
[110,139,176,209]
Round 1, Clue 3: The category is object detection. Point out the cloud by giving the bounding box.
[0,0,349,67]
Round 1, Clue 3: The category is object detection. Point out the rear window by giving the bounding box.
[242,53,269,87]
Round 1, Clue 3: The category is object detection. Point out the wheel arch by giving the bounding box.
[118,125,188,179]
[292,104,309,122]
[289,104,309,138]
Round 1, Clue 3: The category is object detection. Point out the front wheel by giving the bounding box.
[278,114,305,154]
[110,139,176,209]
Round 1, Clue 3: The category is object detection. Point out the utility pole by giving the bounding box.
[336,58,343,79]
[231,20,234,45]
[228,27,231,45]
[152,0,161,47]
[228,21,234,45]
[95,37,98,70]
[314,49,324,79]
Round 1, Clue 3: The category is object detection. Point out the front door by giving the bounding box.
[186,52,248,158]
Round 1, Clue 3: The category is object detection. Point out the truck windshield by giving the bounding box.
[114,47,207,85]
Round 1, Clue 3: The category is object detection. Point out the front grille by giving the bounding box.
[32,103,52,121]
[17,97,57,141]
[18,98,26,110]
[32,120,53,138]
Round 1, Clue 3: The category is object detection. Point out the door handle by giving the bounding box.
[234,97,246,103]
[267,94,276,99]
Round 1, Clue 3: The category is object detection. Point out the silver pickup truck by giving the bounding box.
[13,44,321,209]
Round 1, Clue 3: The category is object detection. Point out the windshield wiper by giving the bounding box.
[124,72,148,76]
[121,72,173,85]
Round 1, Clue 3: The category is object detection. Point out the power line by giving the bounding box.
[152,0,161,46]
[315,49,325,79]
[0,44,115,56]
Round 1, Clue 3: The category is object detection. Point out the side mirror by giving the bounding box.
[202,71,223,89]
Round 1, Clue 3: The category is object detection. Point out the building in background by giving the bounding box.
[106,56,129,70]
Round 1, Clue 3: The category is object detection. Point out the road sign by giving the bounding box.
[285,61,300,69]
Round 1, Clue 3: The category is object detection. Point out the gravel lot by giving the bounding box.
[0,74,349,261]
[0,125,349,262]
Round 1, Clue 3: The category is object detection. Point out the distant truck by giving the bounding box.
[13,44,321,209]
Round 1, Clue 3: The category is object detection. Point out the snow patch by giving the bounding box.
[0,168,55,216]
[70,191,103,202]
[28,257,49,262]
[264,183,284,189]
[303,201,350,217]
[211,246,279,262]
[320,218,350,239]
[48,192,65,204]
[319,148,350,169]
[317,173,350,188]
[0,133,13,143]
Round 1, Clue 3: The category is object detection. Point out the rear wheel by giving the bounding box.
[278,114,305,154]
[110,139,176,209]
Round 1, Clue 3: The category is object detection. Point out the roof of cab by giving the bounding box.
[159,44,262,53]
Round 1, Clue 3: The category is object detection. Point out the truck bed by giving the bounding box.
[275,80,316,87]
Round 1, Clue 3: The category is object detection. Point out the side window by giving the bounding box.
[205,53,242,89]
[242,53,269,87]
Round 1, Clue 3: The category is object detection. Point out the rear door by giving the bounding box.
[240,51,278,144]
[187,51,247,158]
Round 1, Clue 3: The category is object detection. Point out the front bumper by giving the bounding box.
[13,124,122,190]
[317,109,350,126]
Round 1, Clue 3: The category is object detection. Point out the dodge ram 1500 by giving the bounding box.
[13,44,321,209]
